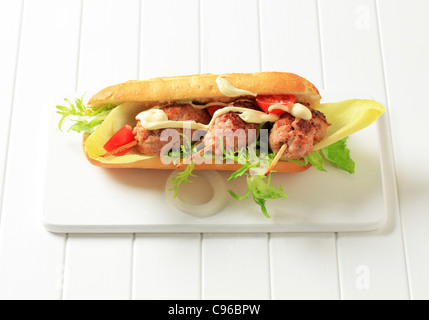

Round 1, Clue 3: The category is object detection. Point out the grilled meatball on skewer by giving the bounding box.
[269,109,330,160]
[133,103,211,155]
[202,99,261,155]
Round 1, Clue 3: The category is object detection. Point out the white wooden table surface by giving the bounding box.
[0,0,428,300]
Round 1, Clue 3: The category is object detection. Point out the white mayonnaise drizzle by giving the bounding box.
[136,106,279,131]
[216,76,257,97]
[268,103,312,120]
[215,76,311,120]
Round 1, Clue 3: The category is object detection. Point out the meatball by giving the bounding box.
[133,103,211,155]
[269,109,329,159]
[203,99,260,155]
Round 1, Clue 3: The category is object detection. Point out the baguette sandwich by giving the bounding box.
[57,72,385,217]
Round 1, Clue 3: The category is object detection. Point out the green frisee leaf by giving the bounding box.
[169,162,196,198]
[228,173,287,219]
[56,96,117,134]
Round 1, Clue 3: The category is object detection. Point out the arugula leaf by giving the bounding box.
[169,161,196,198]
[321,137,355,174]
[56,96,117,134]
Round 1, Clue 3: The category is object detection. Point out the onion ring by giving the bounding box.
[165,170,226,217]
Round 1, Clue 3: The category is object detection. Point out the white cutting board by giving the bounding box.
[42,91,390,233]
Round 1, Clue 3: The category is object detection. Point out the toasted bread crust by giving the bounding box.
[88,72,321,108]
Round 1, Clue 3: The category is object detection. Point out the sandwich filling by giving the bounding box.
[133,96,329,160]
[132,76,326,160]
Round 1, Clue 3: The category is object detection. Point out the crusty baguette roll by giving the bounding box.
[88,72,321,109]
[84,72,321,173]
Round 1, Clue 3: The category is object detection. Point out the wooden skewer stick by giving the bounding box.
[101,140,138,158]
[176,140,216,169]
[264,143,287,176]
